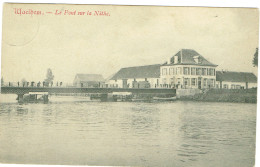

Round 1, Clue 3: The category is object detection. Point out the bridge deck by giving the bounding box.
[0,87,176,95]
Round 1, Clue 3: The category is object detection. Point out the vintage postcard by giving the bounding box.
[0,3,258,167]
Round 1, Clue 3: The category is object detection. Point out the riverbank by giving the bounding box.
[178,88,257,103]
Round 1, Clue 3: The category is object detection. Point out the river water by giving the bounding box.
[0,95,256,167]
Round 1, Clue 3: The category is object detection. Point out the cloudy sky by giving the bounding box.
[1,3,258,83]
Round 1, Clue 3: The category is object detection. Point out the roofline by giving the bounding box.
[216,71,257,74]
[162,63,218,67]
[120,64,162,69]
[216,80,257,83]
[110,77,160,80]
[75,73,103,76]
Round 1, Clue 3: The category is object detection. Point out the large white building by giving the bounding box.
[107,49,257,89]
[160,49,217,89]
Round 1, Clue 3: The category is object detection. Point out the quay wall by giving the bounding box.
[178,88,257,103]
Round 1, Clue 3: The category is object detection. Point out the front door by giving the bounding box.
[198,78,202,89]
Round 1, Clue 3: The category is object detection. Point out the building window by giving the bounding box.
[163,78,167,84]
[203,78,207,87]
[236,85,241,89]
[169,68,175,75]
[191,68,196,75]
[184,78,188,86]
[176,67,181,75]
[191,78,196,86]
[145,78,147,81]
[231,84,235,89]
[202,68,207,75]
[183,67,189,75]
[177,78,181,84]
[162,68,168,75]
[170,78,174,85]
[211,79,215,87]
[209,68,214,76]
[196,68,202,75]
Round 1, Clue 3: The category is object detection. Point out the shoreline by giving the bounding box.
[177,88,257,104]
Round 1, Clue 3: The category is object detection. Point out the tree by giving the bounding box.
[44,68,54,83]
[1,77,4,86]
[253,48,258,67]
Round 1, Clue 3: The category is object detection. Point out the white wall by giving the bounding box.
[107,78,159,88]
[216,81,257,89]
[106,79,122,88]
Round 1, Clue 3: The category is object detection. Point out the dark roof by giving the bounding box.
[216,71,257,83]
[74,74,105,82]
[164,49,217,67]
[111,64,161,80]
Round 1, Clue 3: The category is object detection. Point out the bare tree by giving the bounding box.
[44,68,54,83]
[253,48,258,67]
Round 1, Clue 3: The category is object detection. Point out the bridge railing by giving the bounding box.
[2,82,74,88]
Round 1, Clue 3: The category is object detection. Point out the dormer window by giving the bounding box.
[193,56,200,63]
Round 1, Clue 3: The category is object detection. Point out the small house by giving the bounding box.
[216,71,257,89]
[73,74,105,88]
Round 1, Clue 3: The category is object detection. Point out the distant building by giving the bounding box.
[107,49,257,89]
[108,49,217,89]
[216,71,257,89]
[107,64,161,88]
[160,49,217,89]
[73,74,105,88]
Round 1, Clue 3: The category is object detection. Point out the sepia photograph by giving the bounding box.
[0,2,259,167]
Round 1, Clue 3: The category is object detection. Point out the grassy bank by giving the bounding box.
[179,88,257,103]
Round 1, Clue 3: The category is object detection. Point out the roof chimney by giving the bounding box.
[174,55,178,64]
[180,49,183,63]
[167,57,171,64]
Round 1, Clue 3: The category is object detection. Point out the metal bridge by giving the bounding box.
[0,86,176,95]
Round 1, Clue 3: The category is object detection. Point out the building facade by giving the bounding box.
[73,74,105,88]
[108,49,257,89]
[106,64,161,88]
[160,49,217,89]
[216,71,257,89]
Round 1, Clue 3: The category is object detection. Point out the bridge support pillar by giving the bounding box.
[43,95,49,104]
[108,93,117,102]
[100,94,108,102]
[17,94,24,103]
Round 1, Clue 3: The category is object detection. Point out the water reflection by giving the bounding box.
[0,97,256,167]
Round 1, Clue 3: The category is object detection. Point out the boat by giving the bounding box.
[17,92,49,103]
[153,96,177,101]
